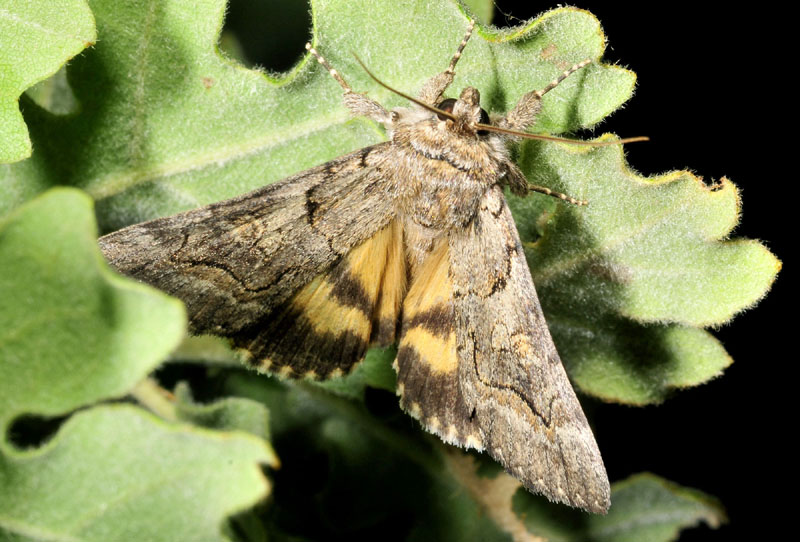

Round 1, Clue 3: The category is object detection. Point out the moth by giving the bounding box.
[100,21,644,513]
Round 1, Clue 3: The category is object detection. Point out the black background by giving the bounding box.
[226,2,790,539]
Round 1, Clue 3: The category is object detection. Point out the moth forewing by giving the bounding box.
[99,20,613,513]
[450,186,609,513]
[98,143,401,377]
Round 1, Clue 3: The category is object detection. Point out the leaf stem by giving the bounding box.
[130,378,177,421]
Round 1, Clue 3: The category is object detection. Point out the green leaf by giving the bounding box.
[313,345,398,400]
[25,66,80,116]
[2,0,651,403]
[586,473,726,542]
[0,0,771,496]
[173,381,273,443]
[0,0,95,163]
[0,1,776,535]
[0,0,632,228]
[507,140,780,403]
[518,144,777,326]
[0,188,185,432]
[461,0,494,24]
[1,0,775,406]
[0,405,272,542]
[511,472,725,542]
[0,190,270,539]
[556,319,733,405]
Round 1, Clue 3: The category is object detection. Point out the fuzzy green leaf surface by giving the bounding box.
[0,0,632,227]
[0,0,95,163]
[0,405,272,542]
[313,345,398,400]
[507,141,779,403]
[0,0,633,404]
[1,0,777,402]
[0,188,185,432]
[512,472,726,541]
[173,381,272,443]
[586,474,726,542]
[460,0,494,24]
[0,0,763,537]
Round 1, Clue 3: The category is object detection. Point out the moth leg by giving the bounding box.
[417,20,475,105]
[505,162,587,205]
[305,43,393,125]
[500,59,591,132]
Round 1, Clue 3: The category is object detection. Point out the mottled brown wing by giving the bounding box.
[250,218,404,378]
[394,237,482,449]
[448,185,610,513]
[99,143,401,375]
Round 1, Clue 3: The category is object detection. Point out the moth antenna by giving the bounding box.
[445,20,475,75]
[475,125,650,146]
[417,20,476,104]
[534,58,592,99]
[353,55,458,120]
[306,43,353,92]
[343,51,648,149]
[526,184,588,206]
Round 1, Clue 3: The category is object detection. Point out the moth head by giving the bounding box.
[435,87,490,136]
[352,55,495,139]
[353,54,648,147]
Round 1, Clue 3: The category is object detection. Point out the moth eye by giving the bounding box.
[477,107,491,136]
[436,98,456,120]
[436,99,491,134]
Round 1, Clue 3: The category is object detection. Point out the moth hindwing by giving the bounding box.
[99,20,611,513]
